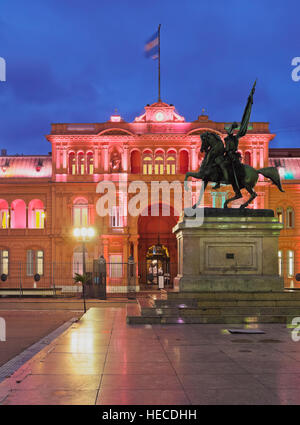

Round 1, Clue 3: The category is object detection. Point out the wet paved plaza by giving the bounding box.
[1,307,300,405]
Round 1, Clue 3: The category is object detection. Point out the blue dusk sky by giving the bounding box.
[0,0,300,154]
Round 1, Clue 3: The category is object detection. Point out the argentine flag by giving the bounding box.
[144,31,159,59]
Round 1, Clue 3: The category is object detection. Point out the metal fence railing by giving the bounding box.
[0,259,138,297]
[0,256,297,297]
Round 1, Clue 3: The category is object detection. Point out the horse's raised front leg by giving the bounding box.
[223,190,243,209]
[184,171,202,191]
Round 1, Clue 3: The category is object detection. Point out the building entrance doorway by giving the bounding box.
[138,204,178,289]
[146,244,170,286]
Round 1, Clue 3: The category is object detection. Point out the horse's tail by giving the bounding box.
[258,167,285,192]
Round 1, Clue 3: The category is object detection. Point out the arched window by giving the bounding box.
[179,150,189,174]
[130,150,141,174]
[287,250,294,277]
[278,250,283,277]
[0,199,9,229]
[73,198,89,227]
[143,153,153,175]
[286,207,295,229]
[166,152,176,175]
[11,199,26,229]
[78,152,85,175]
[276,207,284,225]
[87,152,94,175]
[69,152,76,175]
[244,151,251,166]
[28,199,45,229]
[154,152,164,175]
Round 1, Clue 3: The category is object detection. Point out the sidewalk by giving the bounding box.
[1,306,300,405]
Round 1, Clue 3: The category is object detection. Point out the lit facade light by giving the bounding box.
[73,226,95,240]
[73,228,80,237]
[81,227,88,237]
[87,227,95,238]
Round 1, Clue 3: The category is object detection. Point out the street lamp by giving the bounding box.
[73,226,95,312]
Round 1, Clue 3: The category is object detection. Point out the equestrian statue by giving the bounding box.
[184,81,284,209]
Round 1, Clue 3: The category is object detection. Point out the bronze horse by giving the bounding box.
[184,132,284,209]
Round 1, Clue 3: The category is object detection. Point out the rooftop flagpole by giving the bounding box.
[158,24,161,102]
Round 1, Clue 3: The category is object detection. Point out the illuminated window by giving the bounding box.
[110,206,123,228]
[0,210,9,229]
[166,155,176,175]
[26,250,44,276]
[287,250,294,278]
[0,200,9,229]
[28,200,45,229]
[143,155,153,175]
[276,207,284,224]
[87,152,94,175]
[78,152,85,175]
[69,152,76,175]
[0,250,8,275]
[286,207,294,229]
[11,199,26,229]
[73,199,89,227]
[34,209,45,229]
[278,250,283,277]
[109,255,123,278]
[154,154,164,175]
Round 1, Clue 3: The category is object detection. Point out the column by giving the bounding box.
[62,147,67,170]
[56,146,61,170]
[102,238,109,262]
[103,145,109,172]
[211,192,217,208]
[122,145,129,172]
[191,145,197,171]
[8,206,11,228]
[260,147,264,168]
[253,147,257,168]
[26,206,28,228]
[94,146,99,170]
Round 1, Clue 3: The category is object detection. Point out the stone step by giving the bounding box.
[154,299,199,308]
[141,306,300,317]
[167,291,300,301]
[126,292,300,325]
[154,298,300,308]
[196,300,300,307]
[127,314,290,325]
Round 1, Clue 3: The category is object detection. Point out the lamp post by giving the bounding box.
[73,226,95,313]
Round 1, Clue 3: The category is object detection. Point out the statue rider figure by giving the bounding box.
[213,80,256,192]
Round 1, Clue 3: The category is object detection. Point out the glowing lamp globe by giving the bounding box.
[87,228,95,238]
[73,228,80,238]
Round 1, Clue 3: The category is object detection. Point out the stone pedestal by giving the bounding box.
[172,208,284,292]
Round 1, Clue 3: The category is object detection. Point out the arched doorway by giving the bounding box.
[138,204,178,289]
